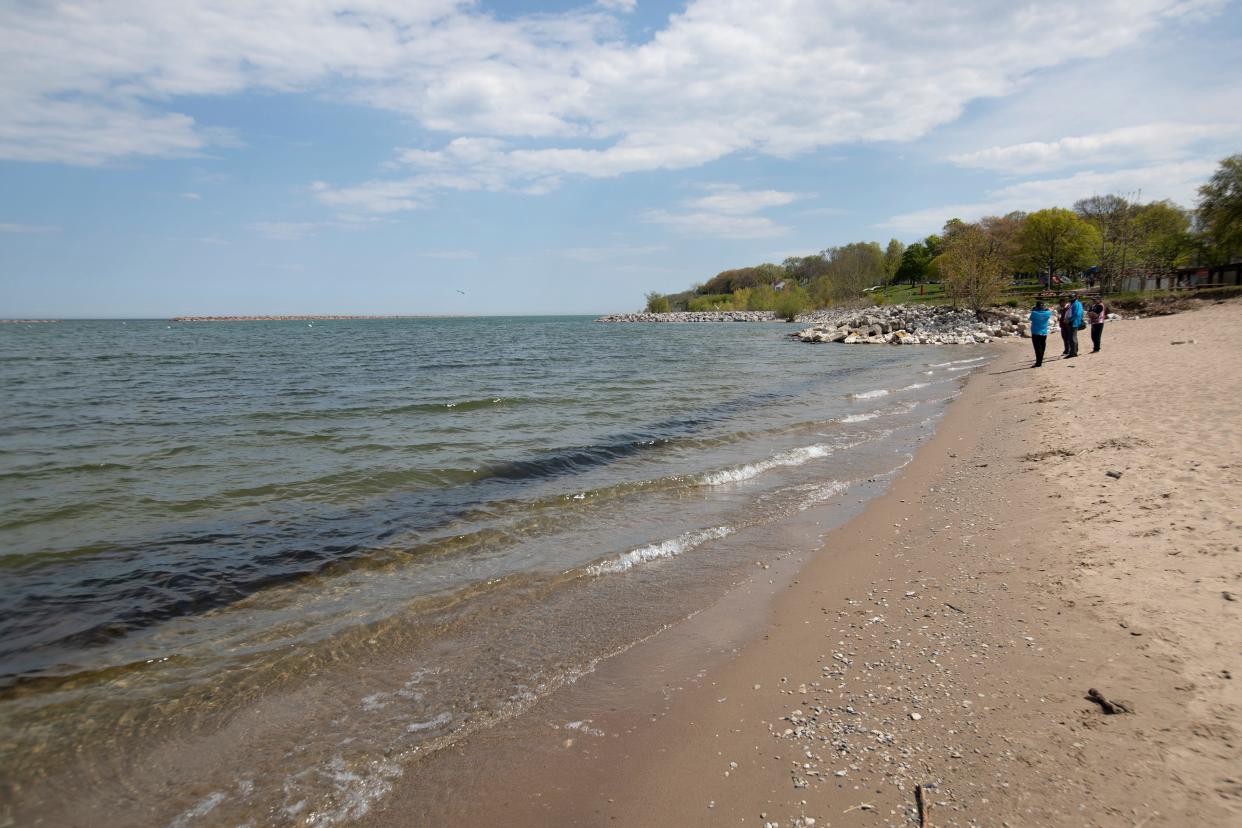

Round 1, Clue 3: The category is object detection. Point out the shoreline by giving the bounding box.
[364,301,1242,826]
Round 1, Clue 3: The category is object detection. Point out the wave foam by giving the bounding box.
[797,480,850,510]
[850,388,889,400]
[700,444,832,486]
[929,356,986,368]
[587,526,734,576]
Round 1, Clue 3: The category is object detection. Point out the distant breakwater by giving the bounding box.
[596,311,780,323]
[171,315,435,322]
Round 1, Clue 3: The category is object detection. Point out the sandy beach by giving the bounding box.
[363,299,1242,827]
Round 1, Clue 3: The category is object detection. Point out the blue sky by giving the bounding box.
[2,0,1240,317]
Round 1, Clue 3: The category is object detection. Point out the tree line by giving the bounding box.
[646,153,1242,318]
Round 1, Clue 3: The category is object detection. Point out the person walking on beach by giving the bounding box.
[1062,294,1083,358]
[1029,300,1053,367]
[1087,297,1108,352]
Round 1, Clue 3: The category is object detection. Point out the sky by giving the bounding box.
[1,0,1240,317]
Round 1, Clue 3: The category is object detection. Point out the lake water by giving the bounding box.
[0,317,988,825]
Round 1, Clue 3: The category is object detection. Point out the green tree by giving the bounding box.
[645,291,670,313]
[1018,208,1098,282]
[938,217,1014,317]
[822,241,886,299]
[1196,154,1242,262]
[1134,200,1193,283]
[773,284,810,321]
[895,235,941,288]
[1074,194,1134,290]
[883,238,905,284]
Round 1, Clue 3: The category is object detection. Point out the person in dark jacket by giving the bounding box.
[1087,298,1108,352]
[1029,301,1053,367]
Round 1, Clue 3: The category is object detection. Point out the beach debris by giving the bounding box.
[1170,339,1196,345]
[1086,688,1134,715]
[843,802,876,813]
[1106,470,1123,479]
[909,712,923,721]
[944,602,966,614]
[915,783,932,828]
[1223,591,1237,602]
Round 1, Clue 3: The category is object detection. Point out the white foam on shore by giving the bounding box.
[405,712,452,733]
[929,356,986,368]
[850,388,889,400]
[840,412,880,423]
[587,525,735,576]
[700,444,832,486]
[167,792,227,828]
[796,480,850,510]
[900,382,930,391]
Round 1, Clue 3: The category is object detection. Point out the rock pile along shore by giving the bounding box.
[791,304,1032,345]
[596,304,1035,344]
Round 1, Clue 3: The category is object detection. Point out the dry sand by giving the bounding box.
[366,300,1242,827]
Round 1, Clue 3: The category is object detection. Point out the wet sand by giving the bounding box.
[364,300,1242,827]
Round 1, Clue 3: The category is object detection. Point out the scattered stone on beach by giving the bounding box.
[1106,470,1123,479]
[1224,591,1237,602]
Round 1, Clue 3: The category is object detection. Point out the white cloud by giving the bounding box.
[596,0,637,11]
[2,0,1224,185]
[181,192,202,200]
[0,222,59,234]
[250,221,322,241]
[641,184,806,238]
[642,209,785,239]
[880,159,1216,236]
[948,121,1241,175]
[686,185,809,214]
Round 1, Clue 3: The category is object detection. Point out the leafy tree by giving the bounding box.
[1018,208,1098,281]
[746,284,779,310]
[773,284,810,321]
[1196,153,1242,262]
[1074,194,1134,289]
[883,238,905,284]
[938,217,1013,317]
[894,235,941,288]
[831,241,886,295]
[645,291,670,313]
[782,254,830,284]
[699,264,783,295]
[1134,200,1193,282]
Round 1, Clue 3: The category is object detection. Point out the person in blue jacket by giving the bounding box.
[1064,293,1084,358]
[1029,300,1053,367]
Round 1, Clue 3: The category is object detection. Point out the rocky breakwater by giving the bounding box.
[595,310,779,323]
[793,304,1028,345]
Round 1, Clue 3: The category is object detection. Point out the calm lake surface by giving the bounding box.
[0,316,989,826]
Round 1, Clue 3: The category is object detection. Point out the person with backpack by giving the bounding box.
[1087,297,1108,352]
